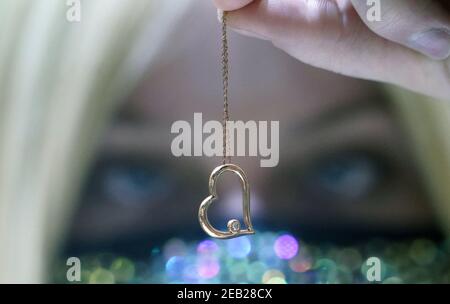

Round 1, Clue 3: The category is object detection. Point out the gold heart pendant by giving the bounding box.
[198,164,255,239]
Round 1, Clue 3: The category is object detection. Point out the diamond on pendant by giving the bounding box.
[227,219,241,234]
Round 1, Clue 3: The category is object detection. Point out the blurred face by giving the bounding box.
[59,2,443,284]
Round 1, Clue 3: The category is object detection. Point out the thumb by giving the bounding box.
[351,0,450,60]
[214,0,450,99]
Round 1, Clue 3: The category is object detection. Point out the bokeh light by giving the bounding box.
[110,257,135,283]
[315,258,338,283]
[165,256,186,279]
[247,261,267,283]
[89,268,115,284]
[289,254,312,273]
[197,240,220,256]
[226,236,251,259]
[229,260,249,282]
[197,256,220,279]
[274,234,298,260]
[266,277,287,284]
[182,260,199,283]
[55,232,450,284]
[409,239,437,266]
[163,239,187,260]
[262,269,285,284]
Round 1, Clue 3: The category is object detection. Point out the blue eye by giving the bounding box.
[100,164,171,206]
[304,152,386,202]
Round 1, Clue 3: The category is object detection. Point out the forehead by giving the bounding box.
[125,5,379,125]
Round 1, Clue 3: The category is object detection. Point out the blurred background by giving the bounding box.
[0,0,449,284]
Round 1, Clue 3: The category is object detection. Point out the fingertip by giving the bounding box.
[213,0,255,11]
[409,29,450,60]
[351,0,450,60]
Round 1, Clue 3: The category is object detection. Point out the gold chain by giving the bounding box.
[198,11,255,239]
[221,11,231,165]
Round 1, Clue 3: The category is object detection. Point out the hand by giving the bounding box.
[212,0,450,100]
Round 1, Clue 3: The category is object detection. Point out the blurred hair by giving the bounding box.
[0,0,191,283]
[390,88,450,235]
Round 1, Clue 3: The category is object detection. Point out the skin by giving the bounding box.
[212,0,450,100]
[67,3,436,245]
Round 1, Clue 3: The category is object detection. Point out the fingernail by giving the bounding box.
[217,9,224,23]
[409,28,450,60]
[232,28,270,41]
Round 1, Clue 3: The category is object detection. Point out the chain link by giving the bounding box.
[221,11,231,165]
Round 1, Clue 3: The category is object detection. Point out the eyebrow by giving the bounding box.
[290,92,389,135]
[102,124,172,154]
[103,90,389,160]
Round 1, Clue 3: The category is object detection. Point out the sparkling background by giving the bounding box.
[54,232,450,284]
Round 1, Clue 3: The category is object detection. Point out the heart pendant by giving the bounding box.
[198,164,255,239]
